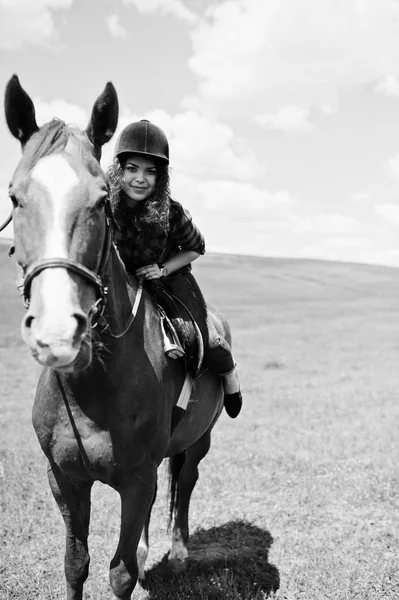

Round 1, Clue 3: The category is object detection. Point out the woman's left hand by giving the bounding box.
[135,264,163,280]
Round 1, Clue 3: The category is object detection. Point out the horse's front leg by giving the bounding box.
[137,481,157,581]
[47,462,92,600]
[109,464,157,600]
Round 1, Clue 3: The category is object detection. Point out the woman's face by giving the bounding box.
[121,154,157,203]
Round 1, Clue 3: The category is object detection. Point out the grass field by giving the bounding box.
[0,242,398,599]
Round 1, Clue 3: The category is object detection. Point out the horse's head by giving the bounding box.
[4,75,119,371]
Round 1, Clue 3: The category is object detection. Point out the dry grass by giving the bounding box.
[1,246,398,599]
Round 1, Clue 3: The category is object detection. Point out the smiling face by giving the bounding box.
[121,154,157,204]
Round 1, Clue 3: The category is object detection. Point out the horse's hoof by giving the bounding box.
[169,557,188,574]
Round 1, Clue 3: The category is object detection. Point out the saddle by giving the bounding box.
[156,294,204,377]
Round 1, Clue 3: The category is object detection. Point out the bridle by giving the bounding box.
[22,221,112,323]
[0,211,12,233]
[0,202,143,334]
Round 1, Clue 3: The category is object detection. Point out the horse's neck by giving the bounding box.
[103,245,157,336]
[102,245,137,332]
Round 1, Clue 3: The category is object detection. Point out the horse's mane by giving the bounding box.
[21,119,92,172]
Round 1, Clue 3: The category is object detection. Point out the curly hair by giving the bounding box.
[107,156,171,230]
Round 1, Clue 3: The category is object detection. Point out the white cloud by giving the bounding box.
[375,203,399,225]
[0,0,73,50]
[185,0,399,117]
[300,237,379,265]
[106,13,127,38]
[255,106,314,132]
[386,153,399,179]
[351,191,374,205]
[101,108,265,181]
[122,0,197,23]
[33,97,88,128]
[375,74,399,97]
[170,176,395,264]
[171,175,301,256]
[320,105,336,116]
[293,213,379,236]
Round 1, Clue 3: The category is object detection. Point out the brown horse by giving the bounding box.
[4,76,231,599]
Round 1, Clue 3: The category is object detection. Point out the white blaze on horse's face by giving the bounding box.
[21,154,94,370]
[32,155,78,257]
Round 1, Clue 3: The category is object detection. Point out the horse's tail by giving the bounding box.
[167,451,186,530]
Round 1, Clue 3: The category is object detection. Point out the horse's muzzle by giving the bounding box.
[22,309,90,370]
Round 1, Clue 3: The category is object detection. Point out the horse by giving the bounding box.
[4,75,231,600]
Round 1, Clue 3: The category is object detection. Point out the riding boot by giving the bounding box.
[220,366,242,419]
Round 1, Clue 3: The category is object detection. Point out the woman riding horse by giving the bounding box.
[107,119,242,419]
[4,75,240,600]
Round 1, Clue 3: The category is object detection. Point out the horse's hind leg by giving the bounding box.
[47,462,92,600]
[168,429,211,572]
[137,481,157,581]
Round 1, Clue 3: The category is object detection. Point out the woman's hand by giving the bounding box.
[135,263,163,280]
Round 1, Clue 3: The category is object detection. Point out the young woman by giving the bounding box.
[107,119,242,418]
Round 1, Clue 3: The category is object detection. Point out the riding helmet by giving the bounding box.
[115,120,169,164]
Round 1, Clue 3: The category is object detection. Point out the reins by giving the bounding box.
[96,275,144,339]
[55,371,93,474]
[0,211,12,233]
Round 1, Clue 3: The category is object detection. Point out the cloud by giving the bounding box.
[386,153,399,179]
[170,175,301,256]
[0,0,73,50]
[33,97,88,128]
[293,214,374,235]
[375,203,399,225]
[122,0,197,23]
[300,236,379,265]
[185,0,399,117]
[375,74,399,97]
[106,13,127,38]
[169,176,394,264]
[101,108,265,181]
[255,106,314,132]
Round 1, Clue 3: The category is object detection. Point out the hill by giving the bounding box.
[0,244,398,599]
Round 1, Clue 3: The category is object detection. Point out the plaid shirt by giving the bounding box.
[112,195,205,274]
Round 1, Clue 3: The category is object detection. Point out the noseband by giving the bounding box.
[22,216,112,324]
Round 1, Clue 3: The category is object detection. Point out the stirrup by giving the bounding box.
[164,342,185,359]
[160,312,185,359]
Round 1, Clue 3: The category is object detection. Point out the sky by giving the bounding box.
[0,0,399,267]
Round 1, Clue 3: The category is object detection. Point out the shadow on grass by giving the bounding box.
[142,520,279,599]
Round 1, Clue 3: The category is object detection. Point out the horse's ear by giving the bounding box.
[4,75,39,148]
[86,82,119,160]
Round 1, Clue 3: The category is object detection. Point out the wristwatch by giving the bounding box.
[159,264,168,278]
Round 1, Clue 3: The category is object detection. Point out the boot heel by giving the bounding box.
[224,391,242,418]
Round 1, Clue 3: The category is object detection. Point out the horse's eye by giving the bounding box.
[96,196,107,210]
[9,193,18,208]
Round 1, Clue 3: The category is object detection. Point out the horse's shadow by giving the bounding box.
[142,520,280,599]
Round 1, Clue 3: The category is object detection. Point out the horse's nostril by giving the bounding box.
[24,314,34,329]
[74,312,88,340]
